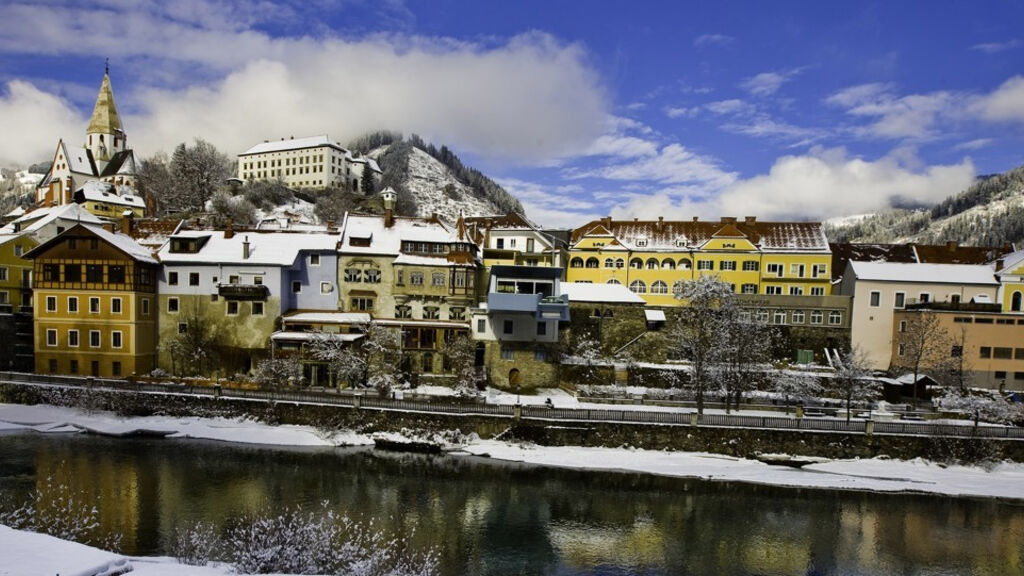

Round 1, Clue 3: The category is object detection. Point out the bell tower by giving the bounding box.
[85,60,126,170]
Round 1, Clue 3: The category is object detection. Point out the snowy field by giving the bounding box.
[1,402,1023,501]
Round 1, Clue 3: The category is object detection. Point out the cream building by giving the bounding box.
[838,261,999,370]
[237,135,381,192]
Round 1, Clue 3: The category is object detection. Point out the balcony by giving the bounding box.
[487,292,569,321]
[218,283,270,301]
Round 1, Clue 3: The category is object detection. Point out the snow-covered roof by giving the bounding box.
[0,203,104,235]
[644,309,667,322]
[83,224,159,264]
[240,135,348,156]
[340,214,457,256]
[61,141,97,175]
[0,233,27,248]
[996,249,1024,276]
[848,261,998,285]
[76,180,145,208]
[282,312,372,325]
[158,230,339,266]
[4,206,25,218]
[572,217,829,252]
[271,331,364,343]
[561,282,647,304]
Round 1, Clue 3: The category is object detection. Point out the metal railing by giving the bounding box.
[1,371,1021,440]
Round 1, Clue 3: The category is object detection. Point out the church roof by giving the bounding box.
[99,150,137,178]
[87,73,123,135]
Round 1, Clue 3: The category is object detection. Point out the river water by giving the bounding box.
[0,433,1022,575]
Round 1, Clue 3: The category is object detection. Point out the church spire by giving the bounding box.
[87,65,123,137]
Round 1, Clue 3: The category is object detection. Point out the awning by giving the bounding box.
[271,331,364,343]
[644,309,667,322]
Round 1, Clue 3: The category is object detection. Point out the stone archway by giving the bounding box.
[508,367,521,388]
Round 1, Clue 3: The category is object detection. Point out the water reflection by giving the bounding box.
[0,433,1022,576]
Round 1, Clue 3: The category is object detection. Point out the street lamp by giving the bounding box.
[516,383,521,405]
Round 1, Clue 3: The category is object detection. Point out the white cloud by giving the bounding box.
[664,106,698,119]
[495,177,600,227]
[954,138,994,151]
[566,143,738,189]
[0,80,84,166]
[583,135,658,158]
[970,40,1020,54]
[974,75,1024,123]
[0,3,609,166]
[693,34,734,48]
[704,99,751,116]
[740,69,803,97]
[826,83,962,140]
[608,147,975,221]
[719,116,821,144]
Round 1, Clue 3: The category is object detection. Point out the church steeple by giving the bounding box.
[86,62,126,164]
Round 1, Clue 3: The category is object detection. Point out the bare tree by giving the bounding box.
[893,310,953,408]
[135,151,174,215]
[772,371,823,414]
[670,276,734,414]
[306,329,368,388]
[161,300,223,376]
[716,311,776,412]
[833,348,876,422]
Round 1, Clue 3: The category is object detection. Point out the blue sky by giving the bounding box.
[1,1,1022,226]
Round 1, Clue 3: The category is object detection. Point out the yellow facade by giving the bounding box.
[567,219,831,307]
[999,259,1024,313]
[0,234,38,310]
[80,199,146,220]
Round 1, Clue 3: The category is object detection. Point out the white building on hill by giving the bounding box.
[237,135,381,193]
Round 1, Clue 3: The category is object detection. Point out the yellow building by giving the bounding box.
[567,217,832,307]
[0,232,37,311]
[996,250,1024,313]
[26,224,158,377]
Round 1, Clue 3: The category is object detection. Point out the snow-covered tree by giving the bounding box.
[772,371,823,413]
[305,329,369,388]
[210,189,257,225]
[169,139,233,213]
[253,357,304,389]
[938,389,1024,425]
[716,310,776,412]
[441,334,479,395]
[832,348,876,422]
[670,276,735,414]
[892,310,953,408]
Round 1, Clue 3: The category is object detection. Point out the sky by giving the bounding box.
[1,0,1022,227]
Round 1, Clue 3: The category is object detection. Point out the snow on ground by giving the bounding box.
[0,404,373,447]
[0,524,131,576]
[457,441,1024,500]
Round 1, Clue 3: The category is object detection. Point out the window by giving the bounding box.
[661,259,675,270]
[1012,292,1022,312]
[309,254,320,267]
[679,258,692,270]
[766,263,783,277]
[773,311,786,324]
[789,286,803,295]
[432,273,446,286]
[496,238,505,249]
[229,275,240,285]
[810,287,825,296]
[743,261,759,271]
[526,238,535,252]
[64,264,81,283]
[537,321,547,336]
[350,297,373,311]
[252,302,264,316]
[449,307,466,321]
[741,283,757,294]
[501,347,514,360]
[918,293,931,303]
[364,269,381,283]
[46,296,56,312]
[70,360,78,374]
[534,347,548,362]
[90,297,100,313]
[46,329,57,347]
[1016,348,1024,360]
[792,310,805,324]
[108,266,125,284]
[254,276,263,285]
[503,320,514,335]
[585,258,599,269]
[292,281,302,293]
[616,258,624,269]
[810,310,823,324]
[892,292,903,308]
[111,331,122,349]
[395,305,412,319]
[189,272,200,286]
[89,331,101,348]
[86,265,103,283]
[651,281,668,294]
[898,343,905,356]
[344,269,362,282]
[168,297,179,313]
[570,258,584,268]
[320,282,333,294]
[995,371,1007,380]
[226,301,239,315]
[629,280,647,294]
[48,359,57,373]
[68,329,79,347]
[899,320,907,332]
[765,286,782,295]
[812,264,828,278]
[869,291,881,307]
[168,271,179,286]
[112,362,121,377]
[697,260,713,270]
[756,310,769,323]
[178,323,188,334]
[979,347,991,359]
[790,264,805,277]
[423,306,440,320]
[68,296,78,313]
[646,258,658,270]
[720,261,737,271]
[477,319,486,333]
[613,258,623,269]
[111,298,122,314]
[950,294,961,304]
[142,298,150,316]
[829,311,842,325]
[0,267,7,282]
[411,272,424,286]
[994,347,1012,360]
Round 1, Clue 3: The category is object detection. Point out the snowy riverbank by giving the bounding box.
[2,403,1023,501]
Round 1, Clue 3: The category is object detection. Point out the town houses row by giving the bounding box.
[0,190,1023,391]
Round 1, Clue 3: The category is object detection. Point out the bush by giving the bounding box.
[169,521,219,566]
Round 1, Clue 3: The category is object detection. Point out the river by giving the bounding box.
[0,433,1021,575]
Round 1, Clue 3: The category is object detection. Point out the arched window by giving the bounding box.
[586,257,599,268]
[661,259,676,269]
[679,258,692,270]
[607,279,622,285]
[629,258,643,269]
[615,258,625,268]
[422,353,433,373]
[629,280,647,294]
[1013,291,1023,312]
[646,258,659,269]
[604,258,615,268]
[570,257,584,268]
[651,280,668,294]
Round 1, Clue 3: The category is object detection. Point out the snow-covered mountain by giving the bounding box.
[356,132,524,222]
[824,164,1024,247]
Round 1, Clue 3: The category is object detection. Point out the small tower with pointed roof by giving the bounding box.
[85,61,127,170]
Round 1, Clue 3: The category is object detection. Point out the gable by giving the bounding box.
[701,237,758,251]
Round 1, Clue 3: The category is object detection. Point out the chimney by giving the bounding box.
[326,220,336,232]
[242,235,250,259]
[657,216,664,232]
[745,216,756,225]
[721,216,737,224]
[947,241,958,251]
[103,222,116,233]
[381,187,397,228]
[602,216,612,227]
[995,258,1005,271]
[121,212,134,235]
[224,219,234,240]
[692,216,699,222]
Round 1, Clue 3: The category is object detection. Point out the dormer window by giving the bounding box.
[636,237,648,247]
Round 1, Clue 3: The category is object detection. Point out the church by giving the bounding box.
[35,65,141,216]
